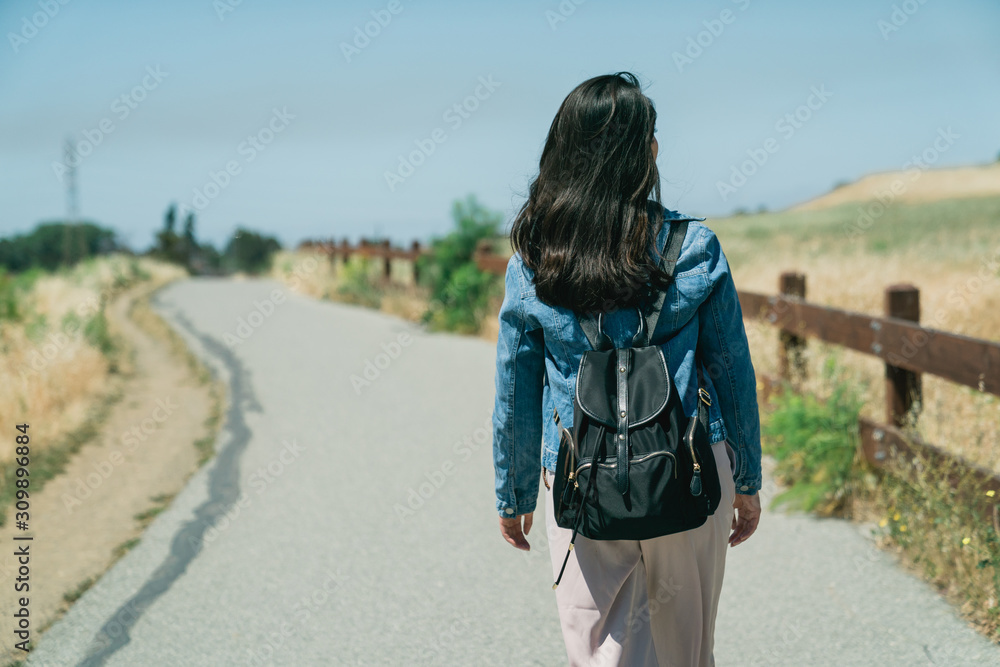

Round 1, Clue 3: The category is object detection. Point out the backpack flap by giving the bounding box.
[575,345,671,494]
[575,347,671,429]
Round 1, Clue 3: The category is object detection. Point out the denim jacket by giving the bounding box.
[491,208,762,518]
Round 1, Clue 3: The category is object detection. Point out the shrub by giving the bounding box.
[423,262,501,334]
[84,309,115,356]
[762,358,867,514]
[0,268,19,321]
[129,257,151,282]
[418,195,502,333]
[222,227,282,275]
[25,314,48,343]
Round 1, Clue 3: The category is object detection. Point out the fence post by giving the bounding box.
[474,239,490,274]
[411,240,421,284]
[338,238,350,274]
[381,239,391,281]
[778,272,807,383]
[885,284,922,427]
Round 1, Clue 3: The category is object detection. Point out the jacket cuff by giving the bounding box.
[496,498,537,518]
[734,475,762,494]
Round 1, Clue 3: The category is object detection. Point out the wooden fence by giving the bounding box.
[296,237,507,284]
[298,238,425,281]
[738,273,1000,513]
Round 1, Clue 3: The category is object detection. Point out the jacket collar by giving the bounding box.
[656,206,705,253]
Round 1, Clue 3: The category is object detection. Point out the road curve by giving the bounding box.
[24,277,998,666]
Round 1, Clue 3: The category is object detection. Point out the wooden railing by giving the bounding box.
[298,238,425,281]
[739,273,1000,511]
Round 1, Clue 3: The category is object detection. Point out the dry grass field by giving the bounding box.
[712,195,1000,474]
[791,162,1000,211]
[0,255,185,466]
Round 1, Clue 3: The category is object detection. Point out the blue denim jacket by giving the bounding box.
[491,208,762,518]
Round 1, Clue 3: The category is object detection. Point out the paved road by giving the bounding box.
[24,278,999,666]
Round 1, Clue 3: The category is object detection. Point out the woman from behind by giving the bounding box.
[491,71,762,666]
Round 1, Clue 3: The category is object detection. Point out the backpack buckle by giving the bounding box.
[698,388,712,406]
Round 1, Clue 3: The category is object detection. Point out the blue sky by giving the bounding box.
[1,0,998,251]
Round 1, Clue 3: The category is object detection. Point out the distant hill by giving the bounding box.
[790,162,1000,212]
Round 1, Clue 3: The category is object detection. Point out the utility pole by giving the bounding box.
[64,137,79,223]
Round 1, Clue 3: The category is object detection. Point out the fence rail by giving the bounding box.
[298,238,425,280]
[738,290,999,396]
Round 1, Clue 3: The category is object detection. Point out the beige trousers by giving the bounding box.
[544,441,737,667]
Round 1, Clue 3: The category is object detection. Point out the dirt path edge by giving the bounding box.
[1,277,225,665]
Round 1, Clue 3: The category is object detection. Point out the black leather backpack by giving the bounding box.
[551,216,722,589]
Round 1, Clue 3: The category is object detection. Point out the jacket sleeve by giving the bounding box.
[492,255,546,518]
[696,229,763,494]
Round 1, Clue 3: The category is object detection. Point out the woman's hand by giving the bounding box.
[729,492,760,547]
[499,512,534,551]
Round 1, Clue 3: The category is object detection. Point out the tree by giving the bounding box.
[190,242,222,276]
[222,227,281,274]
[179,211,198,267]
[0,222,119,272]
[165,204,176,234]
[182,212,196,249]
[154,203,181,263]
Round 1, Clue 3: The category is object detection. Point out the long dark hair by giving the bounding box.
[510,71,668,314]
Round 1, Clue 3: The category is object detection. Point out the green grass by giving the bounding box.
[0,275,20,322]
[193,387,223,466]
[335,256,383,309]
[0,383,123,527]
[10,267,45,292]
[63,576,97,604]
[129,257,151,282]
[24,313,47,343]
[0,267,48,323]
[83,309,116,357]
[761,356,871,514]
[710,195,1000,269]
[133,505,165,526]
[111,536,140,559]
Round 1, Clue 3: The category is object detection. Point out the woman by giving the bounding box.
[491,72,762,666]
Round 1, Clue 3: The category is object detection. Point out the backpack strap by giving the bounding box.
[579,210,691,350]
[579,311,614,352]
[639,217,689,346]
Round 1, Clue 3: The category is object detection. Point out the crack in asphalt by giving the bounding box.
[74,304,259,667]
